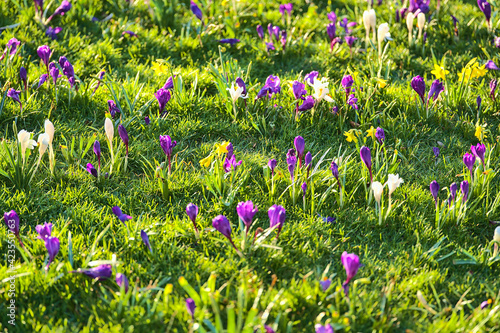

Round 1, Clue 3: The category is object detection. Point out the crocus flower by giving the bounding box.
[92,141,101,171]
[471,143,486,167]
[427,80,444,103]
[301,182,307,197]
[292,81,307,100]
[286,153,297,181]
[186,203,199,233]
[327,23,336,43]
[451,15,459,36]
[34,0,44,14]
[122,31,138,38]
[47,0,72,23]
[87,163,97,178]
[377,23,391,57]
[461,180,469,203]
[265,42,275,52]
[190,1,203,22]
[112,206,132,225]
[279,3,293,18]
[347,94,358,110]
[36,222,53,241]
[237,201,258,233]
[339,18,357,35]
[407,12,415,44]
[118,124,129,156]
[268,204,286,239]
[0,37,20,61]
[327,12,337,22]
[495,37,500,48]
[304,71,318,85]
[490,79,497,100]
[463,153,475,179]
[223,154,242,172]
[219,38,240,46]
[265,75,281,94]
[226,142,234,159]
[256,25,264,40]
[477,96,482,111]
[19,67,27,90]
[18,130,37,161]
[330,161,340,185]
[294,136,305,166]
[59,56,75,88]
[46,27,62,40]
[145,116,150,125]
[341,75,354,94]
[7,88,22,112]
[212,215,239,250]
[311,78,334,103]
[372,181,384,205]
[107,100,120,118]
[49,62,59,85]
[141,230,152,253]
[477,0,492,28]
[3,210,20,240]
[430,180,440,206]
[162,76,175,91]
[448,182,457,206]
[411,75,426,103]
[341,251,360,296]
[159,135,176,158]
[104,117,114,153]
[433,147,440,158]
[481,299,493,309]
[37,45,51,72]
[73,264,112,280]
[155,88,171,115]
[344,36,357,51]
[272,26,281,41]
[375,127,385,144]
[417,13,425,40]
[387,174,404,196]
[485,60,499,70]
[235,77,247,97]
[44,236,60,269]
[186,298,196,318]
[320,277,331,292]
[304,151,312,170]
[363,9,376,42]
[227,82,248,102]
[360,146,372,182]
[315,324,334,333]
[495,226,500,242]
[268,158,277,176]
[115,273,129,292]
[37,74,48,89]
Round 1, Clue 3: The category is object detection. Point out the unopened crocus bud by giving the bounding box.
[430,180,440,206]
[341,251,360,296]
[375,127,385,144]
[494,226,500,242]
[268,158,277,176]
[448,182,457,206]
[4,210,20,237]
[86,163,98,178]
[406,12,415,44]
[461,180,469,203]
[268,205,286,239]
[417,13,425,40]
[118,124,129,155]
[377,23,390,58]
[433,147,440,158]
[19,67,27,90]
[387,174,403,196]
[186,203,199,233]
[301,182,307,196]
[304,151,312,169]
[294,136,305,165]
[104,118,114,147]
[37,45,51,72]
[44,236,60,269]
[237,201,258,233]
[363,9,376,42]
[360,146,372,182]
[112,206,132,225]
[94,140,101,168]
[155,88,171,115]
[190,1,203,21]
[186,298,196,319]
[145,116,150,125]
[411,75,426,103]
[372,181,384,204]
[141,230,152,253]
[256,25,264,40]
[73,264,112,280]
[212,215,232,240]
[116,273,129,292]
[36,222,53,240]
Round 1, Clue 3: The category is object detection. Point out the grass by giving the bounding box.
[1,0,500,332]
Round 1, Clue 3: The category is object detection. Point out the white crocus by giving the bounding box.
[417,12,425,40]
[37,133,50,160]
[495,227,500,243]
[18,130,37,162]
[105,117,114,163]
[386,174,404,196]
[363,9,376,44]
[226,82,248,102]
[44,119,55,172]
[311,78,334,103]
[371,181,384,205]
[406,12,415,45]
[377,23,390,58]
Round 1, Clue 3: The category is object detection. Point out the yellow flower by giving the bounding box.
[375,77,388,89]
[431,64,449,80]
[475,125,486,141]
[458,67,473,83]
[343,318,350,325]
[344,130,358,143]
[199,155,213,167]
[472,64,487,78]
[152,61,168,75]
[215,142,230,155]
[366,126,376,140]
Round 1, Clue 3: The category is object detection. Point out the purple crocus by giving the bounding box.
[237,200,258,234]
[4,210,21,245]
[330,161,340,187]
[268,204,286,239]
[159,134,177,174]
[320,278,331,292]
[463,153,475,179]
[448,182,457,206]
[279,3,293,18]
[490,79,497,100]
[304,71,318,85]
[212,215,239,251]
[256,25,264,40]
[235,77,247,96]
[37,45,51,72]
[315,324,334,333]
[46,27,62,40]
[145,116,150,125]
[341,251,360,296]
[411,75,426,104]
[186,203,199,233]
[292,81,307,102]
[375,127,385,144]
[73,264,112,280]
[298,96,315,112]
[92,70,105,96]
[481,299,492,310]
[461,180,469,203]
[485,60,499,70]
[327,12,337,22]
[265,42,275,52]
[268,158,277,176]
[0,38,21,61]
[272,26,281,41]
[226,142,234,159]
[86,163,97,178]
[433,147,440,158]
[294,136,305,166]
[477,96,482,111]
[122,31,138,38]
[37,74,48,89]
[301,182,307,197]
[280,31,287,50]
[341,75,354,94]
[451,15,459,36]
[44,236,60,269]
[155,88,171,115]
[495,36,500,48]
[223,154,242,172]
[186,298,196,319]
[347,94,358,110]
[116,273,129,292]
[47,0,72,23]
[477,0,492,27]
[141,230,152,253]
[34,0,44,14]
[265,75,281,94]
[36,222,53,240]
[112,206,132,225]
[430,180,440,206]
[360,146,372,182]
[471,143,486,167]
[118,124,129,156]
[219,38,240,46]
[339,18,357,34]
[93,140,101,168]
[304,151,312,170]
[7,88,22,112]
[345,36,357,54]
[108,100,120,118]
[49,62,59,85]
[163,76,175,90]
[286,151,297,181]
[19,67,27,91]
[59,56,75,88]
[327,23,336,43]
[190,1,203,22]
[427,80,444,103]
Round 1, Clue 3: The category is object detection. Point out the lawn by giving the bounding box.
[1,0,500,332]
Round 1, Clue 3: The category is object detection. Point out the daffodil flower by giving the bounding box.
[366,126,376,140]
[475,124,487,141]
[431,64,449,80]
[215,142,230,156]
[200,155,213,167]
[152,61,168,75]
[344,130,358,143]
[375,77,387,89]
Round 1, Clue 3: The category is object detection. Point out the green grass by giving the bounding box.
[1,0,500,332]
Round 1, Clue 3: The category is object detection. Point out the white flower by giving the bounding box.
[377,23,390,57]
[406,12,415,43]
[417,13,425,39]
[105,118,114,145]
[386,174,404,196]
[38,133,50,158]
[226,82,248,102]
[18,130,37,161]
[371,181,384,205]
[311,78,333,103]
[44,119,54,145]
[363,9,376,42]
[494,226,500,243]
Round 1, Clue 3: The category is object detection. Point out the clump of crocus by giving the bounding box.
[112,206,132,226]
[268,205,286,239]
[44,236,60,270]
[341,251,360,296]
[4,210,23,247]
[360,146,373,182]
[141,230,152,253]
[237,201,258,235]
[212,215,241,255]
[116,273,129,293]
[72,264,112,280]
[186,203,199,237]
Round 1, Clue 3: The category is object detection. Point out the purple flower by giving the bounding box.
[235,77,247,96]
[463,153,475,179]
[190,1,203,21]
[301,182,307,196]
[298,96,315,111]
[86,163,97,177]
[477,0,492,25]
[159,135,177,157]
[411,75,426,103]
[219,38,240,46]
[47,0,72,23]
[145,116,151,125]
[360,146,372,182]
[223,155,242,172]
[118,124,129,155]
[0,38,20,61]
[266,75,281,94]
[451,15,459,35]
[186,298,196,318]
[375,127,385,144]
[481,299,492,309]
[430,180,440,206]
[332,106,339,115]
[116,273,129,292]
[490,79,497,100]
[4,210,20,237]
[268,204,286,238]
[461,180,469,203]
[344,35,357,47]
[477,95,482,110]
[347,94,358,110]
[237,201,258,232]
[495,36,500,48]
[341,75,354,93]
[304,151,312,170]
[73,264,112,280]
[327,23,336,42]
[19,67,27,90]
[330,161,339,181]
[315,324,334,333]
[427,80,444,103]
[304,71,318,85]
[141,230,152,253]
[37,45,51,72]
[112,206,132,225]
[264,326,275,333]
[7,88,22,111]
[267,23,273,39]
[448,182,457,206]
[327,11,337,22]
[155,88,171,115]
[265,42,275,52]
[49,62,59,85]
[339,18,357,34]
[36,222,53,240]
[212,215,233,241]
[286,153,297,181]
[163,76,175,90]
[471,143,486,166]
[94,140,101,168]
[280,31,287,50]
[341,251,360,296]
[433,147,440,158]
[279,3,293,17]
[320,278,331,292]
[46,27,62,40]
[256,25,264,40]
[44,236,60,269]
[59,56,75,88]
[268,158,277,175]
[34,0,44,13]
[122,31,138,38]
[294,136,305,163]
[485,60,499,70]
[226,142,234,159]
[37,74,48,89]
[186,203,199,233]
[272,26,281,41]
[108,100,120,118]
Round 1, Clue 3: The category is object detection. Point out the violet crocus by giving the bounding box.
[347,94,358,110]
[485,60,499,70]
[298,96,315,112]
[155,88,171,115]
[37,45,51,72]
[256,25,264,40]
[219,39,240,46]
[4,210,21,246]
[286,152,297,181]
[112,206,132,225]
[341,251,360,296]
[44,236,60,269]
[427,80,444,103]
[122,31,138,38]
[471,143,486,167]
[360,146,372,182]
[477,0,492,28]
[186,298,196,319]
[118,124,129,156]
[268,204,286,239]
[272,26,281,41]
[330,161,340,185]
[315,324,334,333]
[451,15,459,36]
[92,70,105,95]
[47,0,72,23]
[448,182,457,206]
[226,142,234,159]
[430,180,440,206]
[341,75,354,95]
[163,75,175,90]
[145,116,150,125]
[34,0,44,14]
[375,127,385,144]
[345,36,357,54]
[212,215,239,251]
[186,203,199,234]
[59,56,75,88]
[190,1,203,22]
[327,23,336,43]
[46,27,62,40]
[461,180,469,203]
[86,163,97,178]
[36,222,53,240]
[411,75,426,104]
[490,79,497,100]
[116,273,129,292]
[463,153,475,179]
[19,67,27,91]
[108,100,120,118]
[37,74,48,89]
[294,136,305,166]
[304,71,318,85]
[7,88,22,112]
[265,42,275,52]
[281,31,287,50]
[339,18,357,34]
[223,154,242,172]
[49,62,59,85]
[268,158,277,176]
[93,140,101,168]
[328,11,337,22]
[477,95,482,111]
[433,147,440,158]
[73,264,112,280]
[279,3,293,18]
[304,152,312,171]
[320,277,331,292]
[237,200,258,234]
[495,36,500,48]
[301,182,307,197]
[159,135,176,175]
[141,230,152,253]
[0,37,21,61]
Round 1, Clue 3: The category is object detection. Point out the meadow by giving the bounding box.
[1,0,500,332]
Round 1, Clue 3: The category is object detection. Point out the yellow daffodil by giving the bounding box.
[152,61,168,75]
[366,126,376,140]
[215,141,230,155]
[431,64,449,80]
[199,155,213,167]
[472,64,487,78]
[344,130,358,143]
[475,124,486,141]
[375,77,388,89]
[458,67,473,83]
